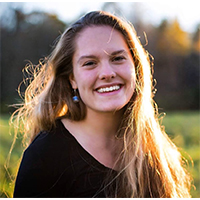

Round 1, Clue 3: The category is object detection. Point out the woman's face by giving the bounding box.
[71,26,135,114]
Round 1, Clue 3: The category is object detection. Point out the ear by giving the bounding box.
[69,73,78,89]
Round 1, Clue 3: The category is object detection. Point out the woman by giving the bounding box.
[12,11,191,197]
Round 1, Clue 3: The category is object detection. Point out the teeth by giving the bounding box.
[97,85,120,93]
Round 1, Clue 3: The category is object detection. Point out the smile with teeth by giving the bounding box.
[97,85,121,93]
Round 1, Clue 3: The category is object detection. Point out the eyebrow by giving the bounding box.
[77,49,128,64]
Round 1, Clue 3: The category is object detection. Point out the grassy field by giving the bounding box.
[0,111,199,197]
[162,111,200,197]
[0,114,24,197]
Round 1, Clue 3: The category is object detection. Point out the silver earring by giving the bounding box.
[72,89,79,103]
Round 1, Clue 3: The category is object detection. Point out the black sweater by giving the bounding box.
[14,119,115,198]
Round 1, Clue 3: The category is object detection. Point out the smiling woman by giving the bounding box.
[70,26,135,113]
[11,11,191,197]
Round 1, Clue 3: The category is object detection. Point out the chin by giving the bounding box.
[99,104,126,113]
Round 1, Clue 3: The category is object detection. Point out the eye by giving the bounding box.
[112,56,126,62]
[83,61,97,67]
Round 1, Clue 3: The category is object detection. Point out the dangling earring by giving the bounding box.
[72,89,79,103]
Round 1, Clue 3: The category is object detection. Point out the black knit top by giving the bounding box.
[14,119,116,197]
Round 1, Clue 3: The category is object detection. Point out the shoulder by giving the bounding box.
[14,119,77,197]
[26,119,74,162]
[32,119,73,145]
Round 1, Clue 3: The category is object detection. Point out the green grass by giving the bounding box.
[0,115,24,197]
[0,111,199,197]
[162,111,200,197]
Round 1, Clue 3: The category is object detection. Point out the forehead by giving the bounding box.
[74,26,128,54]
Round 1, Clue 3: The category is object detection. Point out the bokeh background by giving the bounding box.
[0,2,199,197]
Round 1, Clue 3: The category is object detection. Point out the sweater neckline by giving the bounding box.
[57,119,117,172]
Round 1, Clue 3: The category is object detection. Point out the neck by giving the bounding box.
[62,108,124,142]
[61,109,124,170]
[82,108,123,138]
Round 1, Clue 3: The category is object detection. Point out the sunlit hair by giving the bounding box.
[11,11,191,197]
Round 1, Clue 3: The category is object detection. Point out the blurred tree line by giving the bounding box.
[0,2,199,113]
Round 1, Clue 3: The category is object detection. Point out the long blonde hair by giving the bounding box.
[11,11,191,197]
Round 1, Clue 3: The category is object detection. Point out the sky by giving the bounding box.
[1,1,200,33]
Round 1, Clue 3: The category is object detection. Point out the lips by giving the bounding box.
[96,84,122,93]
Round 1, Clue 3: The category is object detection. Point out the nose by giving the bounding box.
[98,62,116,80]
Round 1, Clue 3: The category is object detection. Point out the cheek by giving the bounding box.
[131,69,136,87]
[129,63,136,81]
[75,71,96,92]
[122,64,136,84]
[125,66,136,94]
